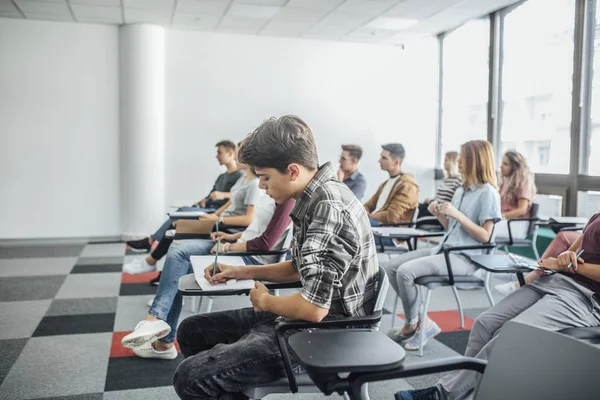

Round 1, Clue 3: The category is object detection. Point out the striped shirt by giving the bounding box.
[435,176,462,203]
[290,162,380,317]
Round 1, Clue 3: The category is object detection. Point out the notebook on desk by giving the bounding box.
[168,210,206,218]
[190,255,255,292]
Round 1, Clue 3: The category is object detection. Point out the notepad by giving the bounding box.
[190,255,255,291]
[169,210,206,218]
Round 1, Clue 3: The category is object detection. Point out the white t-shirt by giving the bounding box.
[374,175,401,213]
[222,175,263,217]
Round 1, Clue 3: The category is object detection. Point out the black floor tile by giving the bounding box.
[71,264,123,274]
[33,394,104,400]
[0,244,84,259]
[0,275,66,302]
[119,283,157,296]
[104,355,183,391]
[0,338,29,386]
[435,330,471,355]
[32,313,116,337]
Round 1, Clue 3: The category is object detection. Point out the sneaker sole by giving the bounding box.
[127,247,151,253]
[403,328,442,351]
[121,328,171,349]
[123,267,158,275]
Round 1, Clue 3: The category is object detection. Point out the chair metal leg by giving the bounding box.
[419,288,432,357]
[450,285,465,329]
[189,296,201,313]
[343,391,351,400]
[204,297,214,314]
[483,270,495,306]
[362,382,370,400]
[391,296,399,327]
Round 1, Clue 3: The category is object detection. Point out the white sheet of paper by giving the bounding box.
[190,255,254,291]
[168,210,206,218]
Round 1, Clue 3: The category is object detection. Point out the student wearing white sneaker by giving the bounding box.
[382,140,501,351]
[122,163,262,275]
[121,195,295,359]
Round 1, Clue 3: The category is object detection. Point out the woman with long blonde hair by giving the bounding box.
[383,140,501,351]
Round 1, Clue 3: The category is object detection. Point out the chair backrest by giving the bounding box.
[410,207,420,225]
[373,265,390,315]
[475,321,600,400]
[527,202,540,237]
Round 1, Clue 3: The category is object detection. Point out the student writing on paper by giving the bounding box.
[122,158,262,275]
[125,140,243,254]
[397,211,600,400]
[119,194,294,360]
[170,116,379,400]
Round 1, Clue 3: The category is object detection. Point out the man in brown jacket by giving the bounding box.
[364,143,419,226]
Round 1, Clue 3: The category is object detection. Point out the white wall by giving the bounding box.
[0,18,120,239]
[165,31,439,206]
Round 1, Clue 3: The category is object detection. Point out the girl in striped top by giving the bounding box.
[420,152,462,217]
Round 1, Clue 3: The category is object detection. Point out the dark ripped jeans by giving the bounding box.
[173,308,287,400]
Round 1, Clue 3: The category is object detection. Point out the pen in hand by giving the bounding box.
[212,222,220,283]
[566,249,584,270]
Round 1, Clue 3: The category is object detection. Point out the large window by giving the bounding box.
[499,0,575,174]
[584,2,600,175]
[440,19,490,157]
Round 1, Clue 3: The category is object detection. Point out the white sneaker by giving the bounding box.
[147,296,155,307]
[403,321,442,351]
[121,319,171,348]
[123,259,157,275]
[494,281,518,296]
[133,341,178,360]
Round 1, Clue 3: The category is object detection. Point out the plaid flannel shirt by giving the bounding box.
[290,162,379,317]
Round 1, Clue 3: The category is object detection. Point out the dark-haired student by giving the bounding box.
[172,116,379,400]
[337,144,367,201]
[126,140,243,254]
[364,143,419,225]
[398,212,600,400]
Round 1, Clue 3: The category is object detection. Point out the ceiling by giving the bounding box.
[0,0,521,45]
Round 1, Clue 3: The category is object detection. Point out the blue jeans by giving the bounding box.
[370,217,394,247]
[151,207,216,241]
[149,239,254,343]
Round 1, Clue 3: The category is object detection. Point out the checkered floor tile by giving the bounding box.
[0,242,510,399]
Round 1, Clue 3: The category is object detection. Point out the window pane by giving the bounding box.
[500,0,575,174]
[577,191,600,217]
[535,193,564,218]
[441,19,490,156]
[585,3,600,175]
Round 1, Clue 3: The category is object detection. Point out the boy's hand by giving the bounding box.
[204,262,241,284]
[250,281,270,312]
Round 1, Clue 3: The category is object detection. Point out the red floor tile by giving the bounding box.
[121,271,159,284]
[397,310,473,332]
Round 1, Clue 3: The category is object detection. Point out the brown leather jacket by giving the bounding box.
[364,173,419,224]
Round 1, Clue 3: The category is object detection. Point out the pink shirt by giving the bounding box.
[500,181,534,218]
